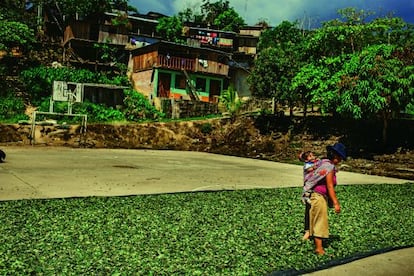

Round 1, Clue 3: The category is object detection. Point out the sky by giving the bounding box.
[128,0,414,27]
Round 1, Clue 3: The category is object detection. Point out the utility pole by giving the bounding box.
[37,1,43,32]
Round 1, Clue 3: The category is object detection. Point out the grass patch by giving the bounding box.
[0,183,413,275]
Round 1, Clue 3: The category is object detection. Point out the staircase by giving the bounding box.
[182,69,200,101]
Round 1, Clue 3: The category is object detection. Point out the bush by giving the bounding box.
[37,98,125,123]
[123,89,164,121]
[405,103,414,116]
[20,66,129,106]
[199,122,213,134]
[74,101,125,122]
[0,93,28,122]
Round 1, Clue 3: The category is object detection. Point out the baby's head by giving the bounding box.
[299,151,315,162]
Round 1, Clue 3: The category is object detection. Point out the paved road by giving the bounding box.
[0,146,409,201]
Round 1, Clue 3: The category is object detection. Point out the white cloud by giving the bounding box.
[129,0,171,15]
[172,0,203,12]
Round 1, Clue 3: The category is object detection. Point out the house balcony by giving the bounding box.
[157,55,195,71]
[156,54,229,76]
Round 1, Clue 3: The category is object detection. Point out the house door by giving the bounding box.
[209,79,221,102]
[158,72,171,98]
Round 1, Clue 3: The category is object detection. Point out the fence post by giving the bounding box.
[171,99,179,119]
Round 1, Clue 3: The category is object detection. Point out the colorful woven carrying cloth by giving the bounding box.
[302,159,335,203]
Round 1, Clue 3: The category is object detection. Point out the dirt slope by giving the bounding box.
[0,116,413,180]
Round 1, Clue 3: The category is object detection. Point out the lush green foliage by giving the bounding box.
[253,9,414,126]
[20,66,129,105]
[199,122,213,134]
[75,101,125,122]
[177,8,204,24]
[335,44,414,119]
[35,88,165,123]
[0,183,412,274]
[292,42,414,141]
[16,66,165,123]
[0,18,35,52]
[249,21,308,114]
[219,85,242,117]
[248,47,284,98]
[0,10,35,84]
[17,66,160,123]
[156,16,185,44]
[35,99,126,123]
[93,42,118,64]
[176,0,245,33]
[34,0,133,19]
[406,103,414,116]
[0,0,37,27]
[286,10,414,142]
[123,89,165,121]
[0,93,28,122]
[212,7,245,32]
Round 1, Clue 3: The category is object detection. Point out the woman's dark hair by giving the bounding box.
[327,148,337,160]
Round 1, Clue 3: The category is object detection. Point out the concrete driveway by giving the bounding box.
[0,146,409,201]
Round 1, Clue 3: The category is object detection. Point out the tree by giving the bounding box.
[213,8,245,32]
[156,16,184,43]
[247,47,280,98]
[200,0,231,26]
[0,15,35,91]
[200,0,245,32]
[306,8,413,59]
[248,21,306,115]
[177,8,203,24]
[293,10,414,143]
[176,1,245,33]
[295,44,414,144]
[0,17,35,52]
[291,63,332,116]
[34,0,131,19]
[335,44,414,144]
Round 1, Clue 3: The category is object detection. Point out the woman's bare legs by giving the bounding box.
[314,237,325,255]
[302,230,310,240]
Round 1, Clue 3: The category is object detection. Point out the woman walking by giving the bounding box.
[309,143,347,255]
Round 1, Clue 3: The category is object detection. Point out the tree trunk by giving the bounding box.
[382,113,389,146]
[303,102,308,118]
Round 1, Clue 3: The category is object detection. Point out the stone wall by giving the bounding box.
[161,99,219,119]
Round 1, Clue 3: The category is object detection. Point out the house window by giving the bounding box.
[196,77,206,92]
[175,74,186,89]
[238,37,257,48]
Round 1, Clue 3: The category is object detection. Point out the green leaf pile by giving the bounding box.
[0,183,412,275]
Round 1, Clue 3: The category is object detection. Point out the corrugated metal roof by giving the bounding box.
[129,40,232,57]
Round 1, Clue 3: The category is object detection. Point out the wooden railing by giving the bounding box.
[157,54,229,76]
[157,55,195,71]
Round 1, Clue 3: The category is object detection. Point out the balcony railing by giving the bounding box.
[156,54,229,76]
[157,55,194,71]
